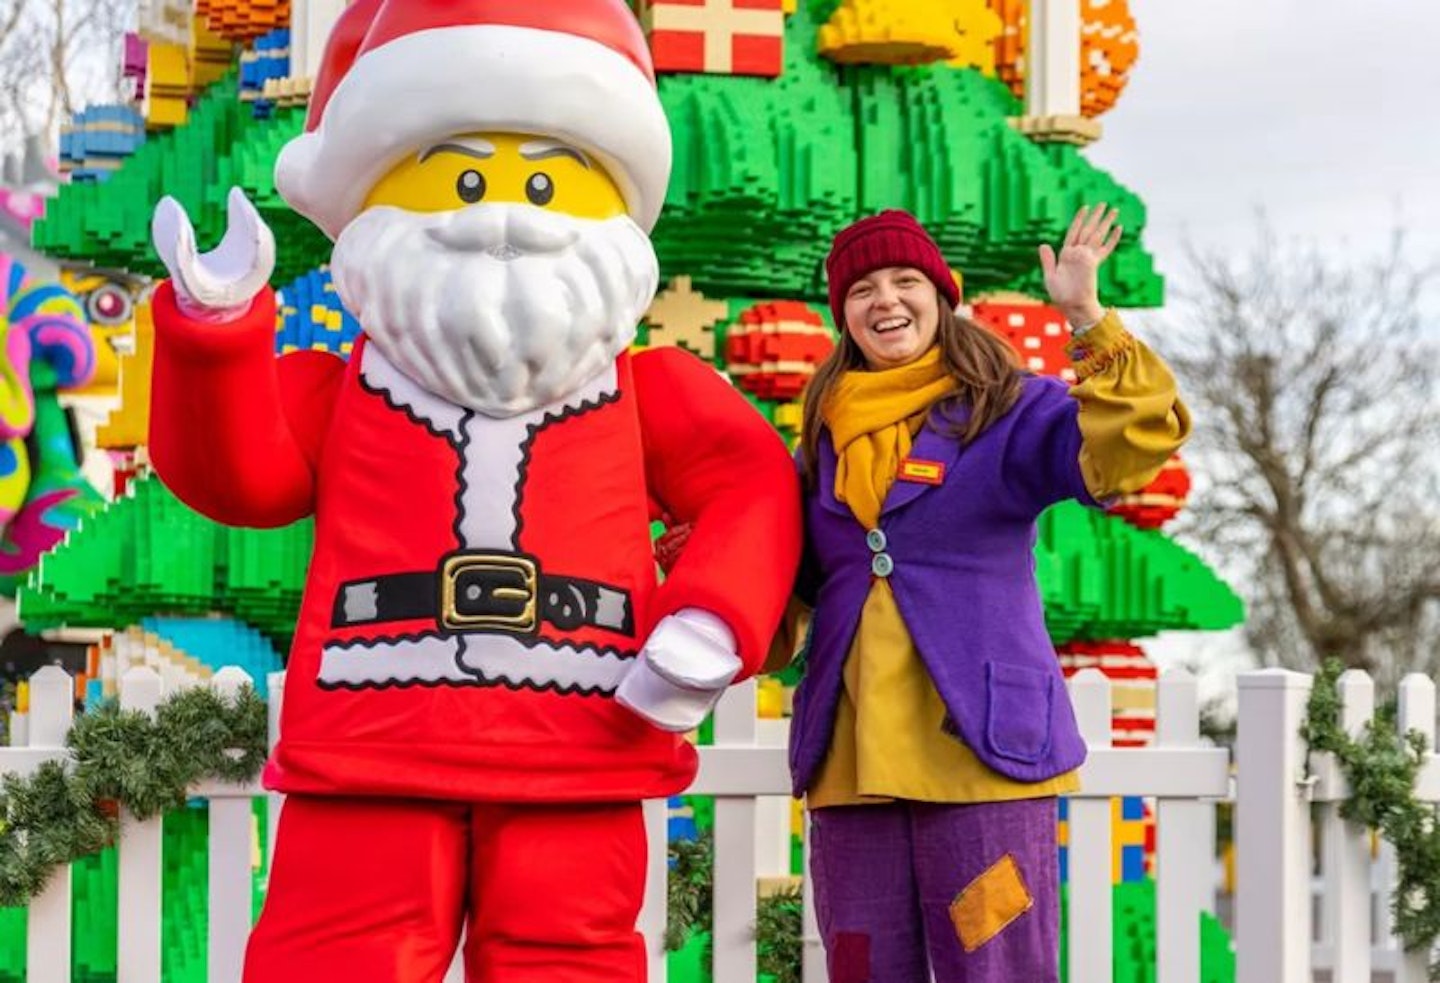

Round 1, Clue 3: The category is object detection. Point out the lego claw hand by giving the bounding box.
[616,609,742,733]
[151,187,275,322]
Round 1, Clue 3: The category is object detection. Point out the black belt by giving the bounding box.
[330,551,633,636]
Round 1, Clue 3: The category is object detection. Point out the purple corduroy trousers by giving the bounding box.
[809,798,1061,983]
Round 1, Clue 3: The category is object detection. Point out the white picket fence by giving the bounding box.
[2,664,1436,983]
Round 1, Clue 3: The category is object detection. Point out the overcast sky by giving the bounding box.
[1082,1,1440,695]
[1087,0,1440,291]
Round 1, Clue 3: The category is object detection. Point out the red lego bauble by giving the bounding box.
[724,301,835,401]
[970,297,1076,383]
[1056,640,1157,748]
[1107,453,1191,529]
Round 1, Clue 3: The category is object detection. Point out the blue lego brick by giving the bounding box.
[1120,844,1147,883]
[139,616,284,698]
[274,266,361,357]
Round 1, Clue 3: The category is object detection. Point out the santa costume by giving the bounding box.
[146,1,802,980]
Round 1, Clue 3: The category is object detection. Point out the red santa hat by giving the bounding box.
[275,0,672,240]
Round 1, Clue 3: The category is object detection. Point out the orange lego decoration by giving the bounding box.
[988,0,1139,118]
[196,0,292,43]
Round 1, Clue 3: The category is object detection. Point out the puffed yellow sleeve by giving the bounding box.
[1064,310,1192,500]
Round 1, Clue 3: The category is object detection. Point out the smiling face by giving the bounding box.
[841,266,943,370]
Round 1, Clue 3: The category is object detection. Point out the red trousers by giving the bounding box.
[243,796,647,983]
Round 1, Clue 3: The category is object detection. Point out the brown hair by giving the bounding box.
[799,303,1024,490]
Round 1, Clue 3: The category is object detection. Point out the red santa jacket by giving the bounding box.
[147,283,801,802]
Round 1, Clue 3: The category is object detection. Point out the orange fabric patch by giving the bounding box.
[949,853,1033,952]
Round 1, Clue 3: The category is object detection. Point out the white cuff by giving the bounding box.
[171,291,254,324]
[615,610,742,732]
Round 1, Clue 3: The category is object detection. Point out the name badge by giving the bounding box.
[898,458,945,485]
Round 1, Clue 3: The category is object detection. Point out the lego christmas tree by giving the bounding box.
[6,1,1243,980]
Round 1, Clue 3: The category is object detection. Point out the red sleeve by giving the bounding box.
[148,280,345,528]
[633,347,802,679]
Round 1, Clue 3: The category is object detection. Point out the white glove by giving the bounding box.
[616,608,742,733]
[151,186,275,323]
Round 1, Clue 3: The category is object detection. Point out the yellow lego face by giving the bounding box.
[58,268,140,396]
[363,132,627,220]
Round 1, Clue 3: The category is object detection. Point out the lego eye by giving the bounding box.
[456,169,486,204]
[525,173,554,206]
[85,284,132,326]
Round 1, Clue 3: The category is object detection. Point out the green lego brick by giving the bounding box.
[652,1,857,300]
[35,7,1163,306]
[1201,910,1236,983]
[0,799,271,981]
[1059,880,1235,983]
[18,473,311,649]
[654,2,1165,306]
[33,76,328,286]
[1037,501,1245,644]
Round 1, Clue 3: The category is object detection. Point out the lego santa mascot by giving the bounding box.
[145,1,802,980]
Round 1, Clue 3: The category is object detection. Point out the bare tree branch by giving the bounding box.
[0,0,133,162]
[1165,220,1440,686]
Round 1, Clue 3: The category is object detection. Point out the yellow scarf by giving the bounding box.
[822,346,956,529]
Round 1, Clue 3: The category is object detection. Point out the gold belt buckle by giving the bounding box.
[439,553,539,633]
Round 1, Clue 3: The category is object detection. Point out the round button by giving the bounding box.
[871,553,894,578]
[865,528,888,552]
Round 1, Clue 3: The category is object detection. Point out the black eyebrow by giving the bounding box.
[419,142,495,163]
[521,145,590,168]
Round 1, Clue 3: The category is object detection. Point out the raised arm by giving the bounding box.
[148,189,343,527]
[1039,204,1191,501]
[1065,312,1191,500]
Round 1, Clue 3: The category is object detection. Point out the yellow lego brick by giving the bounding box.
[774,402,804,430]
[97,303,156,449]
[146,42,190,87]
[757,677,785,719]
[819,0,1000,69]
[144,95,190,130]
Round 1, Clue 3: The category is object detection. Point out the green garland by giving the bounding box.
[666,830,803,983]
[1302,660,1440,979]
[0,684,268,907]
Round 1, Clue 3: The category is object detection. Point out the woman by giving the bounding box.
[777,205,1190,983]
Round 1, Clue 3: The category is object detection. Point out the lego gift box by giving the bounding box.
[638,0,785,77]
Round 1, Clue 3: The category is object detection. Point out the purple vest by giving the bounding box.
[790,375,1094,796]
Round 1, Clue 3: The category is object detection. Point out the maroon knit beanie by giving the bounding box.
[825,210,960,331]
